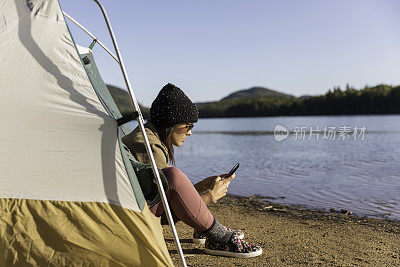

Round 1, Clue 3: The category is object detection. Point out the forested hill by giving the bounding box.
[196,84,400,118]
[107,84,149,119]
[106,84,400,119]
[221,86,293,100]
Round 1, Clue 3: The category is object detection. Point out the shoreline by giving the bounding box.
[163,194,399,266]
[238,194,399,222]
[225,194,399,225]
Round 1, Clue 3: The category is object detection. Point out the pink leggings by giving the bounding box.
[149,167,214,232]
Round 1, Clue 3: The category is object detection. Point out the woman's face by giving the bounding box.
[171,123,194,147]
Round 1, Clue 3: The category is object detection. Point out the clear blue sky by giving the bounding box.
[60,0,400,106]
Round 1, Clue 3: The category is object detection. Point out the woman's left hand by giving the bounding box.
[194,173,235,193]
[194,175,216,193]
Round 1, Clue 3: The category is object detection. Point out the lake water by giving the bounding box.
[130,115,400,219]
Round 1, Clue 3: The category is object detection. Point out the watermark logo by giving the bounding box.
[274,125,366,141]
[274,124,289,142]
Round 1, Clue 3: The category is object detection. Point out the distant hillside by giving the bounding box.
[197,84,400,118]
[196,86,296,117]
[106,84,149,119]
[106,84,400,119]
[221,86,293,100]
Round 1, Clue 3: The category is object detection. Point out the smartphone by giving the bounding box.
[226,163,240,177]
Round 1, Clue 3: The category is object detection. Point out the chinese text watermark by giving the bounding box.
[274,125,366,142]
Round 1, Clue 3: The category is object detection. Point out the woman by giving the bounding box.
[123,83,262,258]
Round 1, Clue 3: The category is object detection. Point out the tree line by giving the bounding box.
[197,84,400,118]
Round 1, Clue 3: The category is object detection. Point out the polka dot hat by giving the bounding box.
[150,83,198,127]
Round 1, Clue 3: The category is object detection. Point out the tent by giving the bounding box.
[0,0,177,265]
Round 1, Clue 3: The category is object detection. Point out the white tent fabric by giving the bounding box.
[76,44,92,55]
[0,0,138,210]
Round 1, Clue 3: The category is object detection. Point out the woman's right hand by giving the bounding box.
[209,174,235,202]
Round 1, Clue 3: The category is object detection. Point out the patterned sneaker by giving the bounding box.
[204,234,263,258]
[193,227,244,244]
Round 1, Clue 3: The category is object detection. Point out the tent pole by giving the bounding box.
[62,11,120,63]
[90,1,187,266]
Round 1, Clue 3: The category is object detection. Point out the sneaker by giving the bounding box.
[204,234,263,258]
[193,227,244,244]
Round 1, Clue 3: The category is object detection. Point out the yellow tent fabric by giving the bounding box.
[0,199,172,266]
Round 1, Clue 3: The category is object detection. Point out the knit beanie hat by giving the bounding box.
[150,83,198,127]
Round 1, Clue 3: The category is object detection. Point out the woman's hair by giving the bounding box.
[155,125,175,165]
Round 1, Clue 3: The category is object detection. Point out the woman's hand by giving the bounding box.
[207,173,235,202]
[194,175,218,193]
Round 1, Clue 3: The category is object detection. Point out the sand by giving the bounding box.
[162,195,399,266]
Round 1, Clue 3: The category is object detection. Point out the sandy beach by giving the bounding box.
[163,194,399,266]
